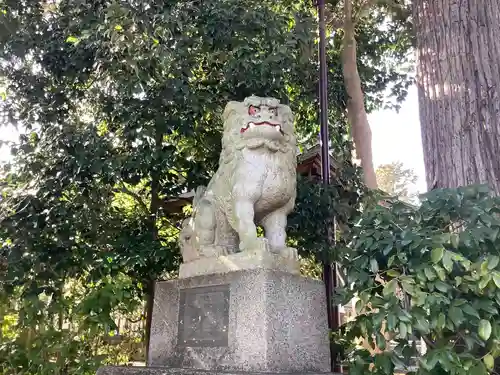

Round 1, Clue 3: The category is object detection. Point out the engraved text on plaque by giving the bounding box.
[178,284,230,347]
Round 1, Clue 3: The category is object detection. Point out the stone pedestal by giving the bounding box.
[178,249,300,278]
[98,267,333,375]
[149,269,330,372]
[97,368,334,375]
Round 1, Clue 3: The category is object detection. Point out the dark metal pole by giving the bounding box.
[318,4,329,176]
[317,0,342,372]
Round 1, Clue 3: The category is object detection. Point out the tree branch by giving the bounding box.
[353,0,379,26]
[422,335,436,350]
[325,1,344,30]
[158,217,181,234]
[127,315,145,324]
[114,184,149,214]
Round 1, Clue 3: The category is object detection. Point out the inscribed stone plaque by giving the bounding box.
[178,284,230,347]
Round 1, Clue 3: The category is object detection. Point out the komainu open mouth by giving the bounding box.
[240,121,284,134]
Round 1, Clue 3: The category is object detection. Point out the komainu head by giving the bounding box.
[220,96,296,160]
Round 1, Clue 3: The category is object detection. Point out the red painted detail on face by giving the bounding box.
[248,105,259,116]
[252,121,275,126]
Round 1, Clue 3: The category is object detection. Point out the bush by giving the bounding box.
[337,185,500,375]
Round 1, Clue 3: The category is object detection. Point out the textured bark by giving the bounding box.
[341,0,378,189]
[414,0,500,194]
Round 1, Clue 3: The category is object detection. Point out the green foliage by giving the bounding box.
[289,159,366,263]
[376,161,419,203]
[337,185,500,375]
[0,273,145,375]
[325,0,415,114]
[299,254,324,280]
[0,0,413,373]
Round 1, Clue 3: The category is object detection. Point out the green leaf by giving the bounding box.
[401,280,415,295]
[375,332,386,351]
[479,320,492,341]
[390,353,406,370]
[370,258,379,273]
[437,312,446,329]
[491,227,500,242]
[479,275,492,290]
[434,280,449,293]
[471,361,489,375]
[436,232,451,246]
[383,279,397,297]
[387,269,401,277]
[449,306,465,326]
[481,260,489,275]
[399,321,408,339]
[382,243,393,255]
[484,354,495,370]
[387,313,397,331]
[450,233,459,248]
[424,266,436,281]
[374,352,392,373]
[413,291,428,306]
[442,250,453,273]
[422,351,440,370]
[388,255,396,267]
[462,304,480,319]
[493,272,500,288]
[414,315,430,334]
[488,255,500,270]
[464,335,479,351]
[434,265,446,281]
[355,299,363,314]
[397,309,412,322]
[431,247,444,263]
[65,35,79,44]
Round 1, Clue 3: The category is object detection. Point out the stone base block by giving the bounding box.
[97,366,339,375]
[178,249,299,279]
[149,269,330,373]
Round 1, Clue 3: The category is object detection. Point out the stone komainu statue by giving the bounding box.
[179,96,297,262]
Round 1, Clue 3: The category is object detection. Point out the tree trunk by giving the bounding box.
[144,280,155,364]
[144,129,164,361]
[341,0,378,189]
[414,0,500,194]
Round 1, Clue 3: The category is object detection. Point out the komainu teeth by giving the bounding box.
[241,122,283,133]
